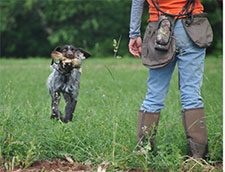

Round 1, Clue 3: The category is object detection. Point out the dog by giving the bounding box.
[47,45,91,123]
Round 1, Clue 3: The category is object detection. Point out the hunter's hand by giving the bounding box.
[128,37,142,58]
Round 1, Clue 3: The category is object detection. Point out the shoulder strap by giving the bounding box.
[150,0,195,17]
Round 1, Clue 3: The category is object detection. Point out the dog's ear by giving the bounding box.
[77,48,91,59]
[54,46,62,52]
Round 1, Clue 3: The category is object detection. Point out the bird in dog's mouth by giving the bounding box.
[51,50,82,68]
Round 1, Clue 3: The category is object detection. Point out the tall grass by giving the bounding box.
[0,56,222,171]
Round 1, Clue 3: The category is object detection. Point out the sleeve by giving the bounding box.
[129,0,145,38]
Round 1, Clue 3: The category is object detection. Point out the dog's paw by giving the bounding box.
[50,112,63,120]
[50,114,59,119]
[60,116,73,123]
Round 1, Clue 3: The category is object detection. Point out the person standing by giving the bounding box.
[128,0,213,159]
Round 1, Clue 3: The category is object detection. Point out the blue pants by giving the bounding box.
[140,20,206,112]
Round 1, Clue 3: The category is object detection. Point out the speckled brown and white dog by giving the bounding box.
[47,45,90,123]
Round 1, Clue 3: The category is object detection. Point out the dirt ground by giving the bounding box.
[0,159,149,172]
[0,159,223,172]
[1,159,92,172]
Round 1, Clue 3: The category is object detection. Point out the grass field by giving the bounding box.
[0,56,222,171]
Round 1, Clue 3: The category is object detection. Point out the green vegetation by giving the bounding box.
[0,0,222,170]
[0,56,222,171]
[0,0,222,57]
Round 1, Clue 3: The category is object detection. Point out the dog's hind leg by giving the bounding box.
[62,93,77,123]
[51,91,62,119]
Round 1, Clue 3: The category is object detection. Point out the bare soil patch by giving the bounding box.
[0,159,222,172]
[1,159,91,172]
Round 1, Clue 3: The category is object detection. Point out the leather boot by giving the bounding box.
[137,110,160,149]
[182,108,208,159]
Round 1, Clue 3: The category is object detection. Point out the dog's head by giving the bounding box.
[51,45,91,68]
[54,45,91,59]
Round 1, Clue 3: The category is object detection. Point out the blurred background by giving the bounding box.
[0,0,223,58]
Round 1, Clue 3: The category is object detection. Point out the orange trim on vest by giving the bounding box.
[146,0,204,22]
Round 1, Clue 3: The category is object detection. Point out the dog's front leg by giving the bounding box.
[51,91,62,119]
[62,93,77,123]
